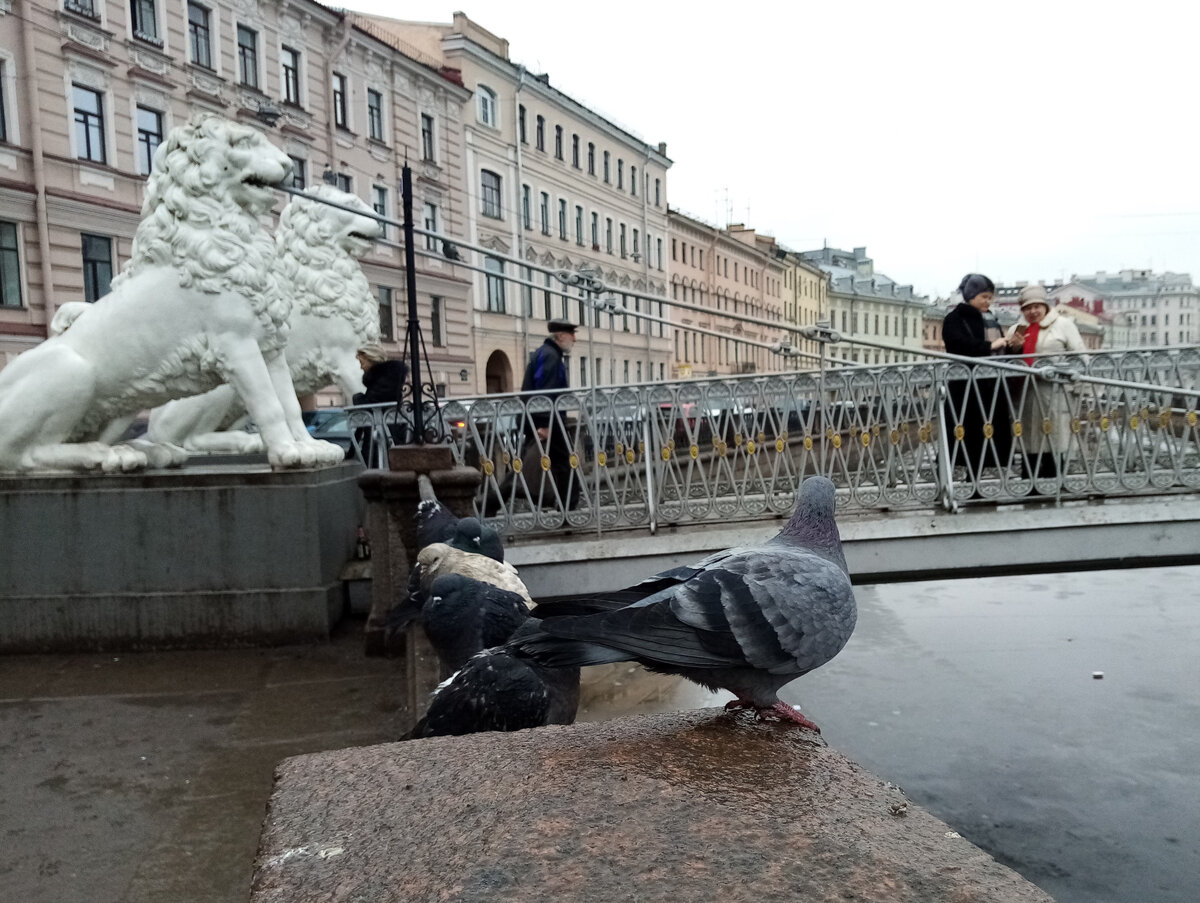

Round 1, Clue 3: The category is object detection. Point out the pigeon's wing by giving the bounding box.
[478,584,531,647]
[514,547,852,675]
[415,500,458,550]
[531,555,738,618]
[404,650,553,739]
[671,548,855,676]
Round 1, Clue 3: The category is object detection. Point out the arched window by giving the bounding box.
[477,85,498,127]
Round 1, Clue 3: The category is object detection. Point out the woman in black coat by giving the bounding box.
[942,274,1019,485]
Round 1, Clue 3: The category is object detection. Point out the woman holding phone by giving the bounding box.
[1006,285,1086,482]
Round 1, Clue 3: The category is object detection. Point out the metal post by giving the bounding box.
[401,163,424,443]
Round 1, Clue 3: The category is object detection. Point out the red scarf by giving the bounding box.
[1023,322,1040,365]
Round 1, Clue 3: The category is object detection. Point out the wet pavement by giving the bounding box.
[2,566,1198,903]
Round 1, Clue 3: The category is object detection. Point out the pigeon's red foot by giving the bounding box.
[757,701,821,733]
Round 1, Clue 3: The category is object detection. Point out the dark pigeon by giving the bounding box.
[402,643,580,740]
[415,499,504,562]
[509,475,856,732]
[395,573,530,674]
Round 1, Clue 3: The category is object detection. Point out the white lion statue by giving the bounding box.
[146,185,384,454]
[0,115,344,472]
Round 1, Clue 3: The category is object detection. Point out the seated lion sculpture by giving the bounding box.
[0,114,344,473]
[147,185,384,454]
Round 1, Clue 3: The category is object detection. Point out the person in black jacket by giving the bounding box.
[942,274,1021,487]
[520,319,580,510]
[352,343,410,462]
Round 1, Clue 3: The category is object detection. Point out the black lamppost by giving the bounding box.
[400,162,426,442]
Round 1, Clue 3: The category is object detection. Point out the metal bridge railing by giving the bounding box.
[349,346,1200,535]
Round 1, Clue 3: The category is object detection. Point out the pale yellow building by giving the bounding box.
[356,12,673,393]
[667,211,788,378]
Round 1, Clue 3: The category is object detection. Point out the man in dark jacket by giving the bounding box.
[521,319,580,509]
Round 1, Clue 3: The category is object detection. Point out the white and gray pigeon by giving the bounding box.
[408,542,534,608]
[402,642,580,740]
[509,475,856,731]
[386,572,531,674]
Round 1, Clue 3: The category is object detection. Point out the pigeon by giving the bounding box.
[509,476,855,731]
[387,573,531,674]
[409,542,533,608]
[442,240,463,261]
[402,643,580,740]
[415,499,505,562]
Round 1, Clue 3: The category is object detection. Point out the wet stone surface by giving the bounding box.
[251,709,1055,903]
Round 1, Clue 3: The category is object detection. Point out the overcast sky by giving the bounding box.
[343,1,1200,299]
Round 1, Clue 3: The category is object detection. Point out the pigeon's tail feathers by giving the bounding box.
[509,618,633,667]
[383,594,423,640]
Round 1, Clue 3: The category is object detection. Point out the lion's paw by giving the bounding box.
[306,438,348,467]
[266,441,306,469]
[125,439,189,469]
[102,445,149,473]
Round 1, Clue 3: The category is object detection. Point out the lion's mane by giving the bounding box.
[110,115,290,352]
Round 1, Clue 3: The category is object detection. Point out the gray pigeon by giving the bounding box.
[509,475,855,731]
[402,643,580,740]
[415,499,505,562]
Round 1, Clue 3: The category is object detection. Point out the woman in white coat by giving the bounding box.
[1005,284,1087,481]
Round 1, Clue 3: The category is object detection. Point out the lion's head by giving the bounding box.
[111,115,292,346]
[274,185,383,343]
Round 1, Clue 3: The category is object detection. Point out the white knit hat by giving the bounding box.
[1018,284,1049,309]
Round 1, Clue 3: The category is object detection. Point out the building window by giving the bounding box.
[187,3,213,70]
[619,223,626,258]
[554,125,563,160]
[521,265,534,316]
[0,221,22,307]
[590,212,599,248]
[575,205,583,245]
[558,199,567,240]
[372,185,389,240]
[543,271,554,320]
[632,228,639,260]
[536,115,545,151]
[236,25,259,88]
[518,105,526,143]
[135,105,163,175]
[630,166,637,196]
[288,155,306,189]
[81,233,113,303]
[480,170,502,219]
[281,46,301,105]
[603,150,610,183]
[477,86,497,127]
[420,113,435,160]
[655,178,661,207]
[131,0,161,44]
[521,184,531,230]
[587,142,595,175]
[430,295,444,347]
[332,72,348,129]
[605,217,613,254]
[65,0,100,19]
[378,285,393,341]
[0,61,6,144]
[334,172,352,193]
[539,191,550,235]
[572,134,580,168]
[485,256,506,313]
[72,85,106,164]
[656,237,663,269]
[367,89,384,141]
[617,159,624,189]
[423,201,438,251]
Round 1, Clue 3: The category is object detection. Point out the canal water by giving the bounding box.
[577,564,1200,903]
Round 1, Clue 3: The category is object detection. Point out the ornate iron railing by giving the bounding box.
[348,347,1200,534]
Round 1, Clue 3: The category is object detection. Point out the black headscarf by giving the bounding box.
[957,273,995,302]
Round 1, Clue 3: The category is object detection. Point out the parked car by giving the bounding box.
[303,408,353,456]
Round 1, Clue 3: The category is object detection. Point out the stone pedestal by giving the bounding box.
[251,709,1057,903]
[357,446,481,731]
[0,462,365,652]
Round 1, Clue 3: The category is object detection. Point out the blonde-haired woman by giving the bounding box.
[1006,285,1086,482]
